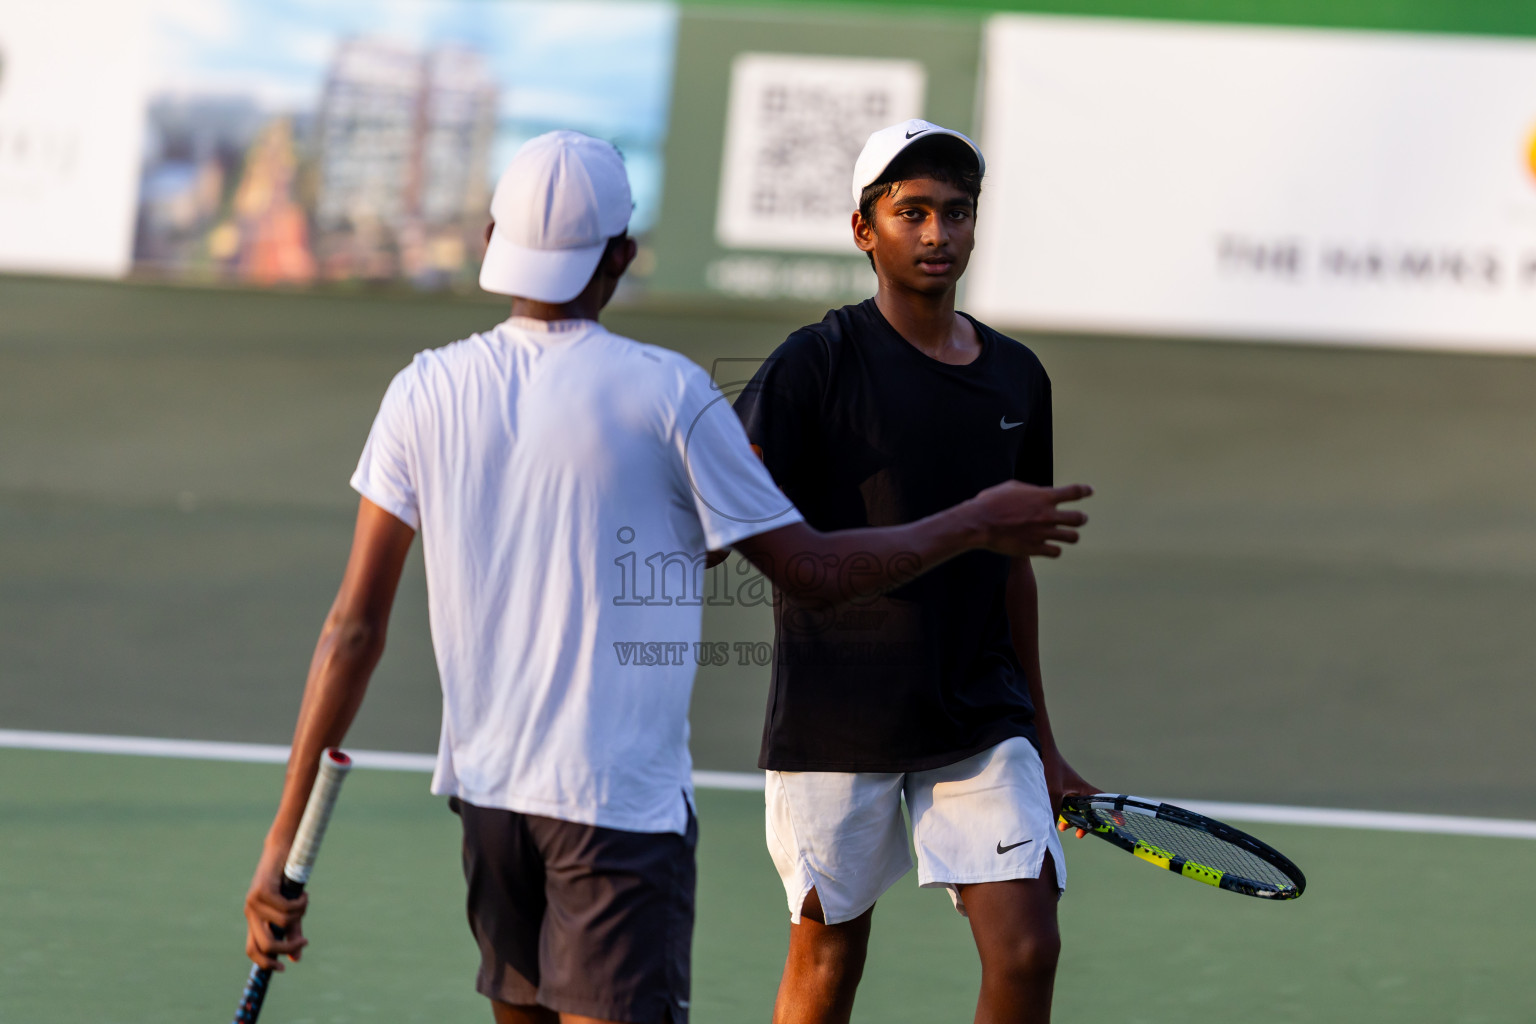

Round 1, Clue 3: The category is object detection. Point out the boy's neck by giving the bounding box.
[873,280,978,365]
[509,296,602,322]
[509,272,611,322]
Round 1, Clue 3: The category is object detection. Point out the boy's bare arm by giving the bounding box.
[243,497,415,969]
[733,481,1091,607]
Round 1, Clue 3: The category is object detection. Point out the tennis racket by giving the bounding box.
[1059,793,1305,900]
[233,748,353,1024]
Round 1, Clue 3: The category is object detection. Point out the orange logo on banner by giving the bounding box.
[1528,125,1536,183]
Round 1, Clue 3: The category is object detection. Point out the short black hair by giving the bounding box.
[856,134,983,249]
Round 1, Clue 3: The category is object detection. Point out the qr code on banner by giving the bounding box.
[715,53,926,254]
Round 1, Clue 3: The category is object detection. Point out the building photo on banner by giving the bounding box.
[3,1,1536,1022]
[137,0,676,290]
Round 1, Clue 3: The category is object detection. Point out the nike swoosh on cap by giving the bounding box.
[996,839,1033,854]
[1000,417,1023,430]
[905,128,927,139]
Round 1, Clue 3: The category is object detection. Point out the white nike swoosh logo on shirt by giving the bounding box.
[1000,417,1024,430]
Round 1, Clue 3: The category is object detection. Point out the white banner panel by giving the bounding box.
[970,15,1536,352]
[0,0,148,277]
[716,53,925,254]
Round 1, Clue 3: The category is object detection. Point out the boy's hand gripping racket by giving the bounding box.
[1060,793,1306,900]
[233,748,353,1024]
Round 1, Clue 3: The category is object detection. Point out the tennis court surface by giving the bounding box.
[3,276,1534,1021]
[3,750,1532,1023]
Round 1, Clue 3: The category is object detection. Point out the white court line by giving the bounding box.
[1169,799,1536,841]
[3,729,1534,839]
[692,769,767,791]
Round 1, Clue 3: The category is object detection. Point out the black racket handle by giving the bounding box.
[232,875,306,1024]
[232,963,273,1024]
[1057,799,1096,833]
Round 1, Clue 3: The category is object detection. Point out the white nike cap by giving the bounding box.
[479,130,633,303]
[850,119,985,205]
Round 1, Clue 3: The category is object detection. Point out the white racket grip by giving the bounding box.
[282,748,352,885]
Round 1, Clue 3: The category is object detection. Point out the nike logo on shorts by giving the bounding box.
[1000,417,1023,430]
[996,839,1033,854]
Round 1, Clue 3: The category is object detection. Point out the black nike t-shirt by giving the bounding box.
[733,299,1053,772]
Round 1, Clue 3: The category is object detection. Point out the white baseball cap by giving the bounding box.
[850,119,985,205]
[479,130,633,303]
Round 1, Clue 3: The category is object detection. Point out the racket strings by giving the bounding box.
[1111,812,1294,888]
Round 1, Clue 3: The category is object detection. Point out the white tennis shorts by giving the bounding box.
[765,736,1067,925]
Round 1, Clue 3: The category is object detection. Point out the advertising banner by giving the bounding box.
[132,0,676,290]
[970,15,1536,351]
[651,8,980,305]
[0,0,149,277]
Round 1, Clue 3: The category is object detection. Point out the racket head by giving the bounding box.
[1060,793,1306,900]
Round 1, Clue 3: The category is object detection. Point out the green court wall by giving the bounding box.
[680,0,1536,38]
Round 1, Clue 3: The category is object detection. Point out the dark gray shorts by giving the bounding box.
[451,797,696,1024]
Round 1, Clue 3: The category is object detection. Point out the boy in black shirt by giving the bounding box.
[734,121,1097,1023]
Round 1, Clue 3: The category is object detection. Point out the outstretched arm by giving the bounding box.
[243,497,415,969]
[733,481,1091,607]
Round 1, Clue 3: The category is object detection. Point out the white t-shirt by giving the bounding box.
[351,317,800,834]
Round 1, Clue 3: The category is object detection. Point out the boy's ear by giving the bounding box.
[852,210,877,254]
[606,235,638,276]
